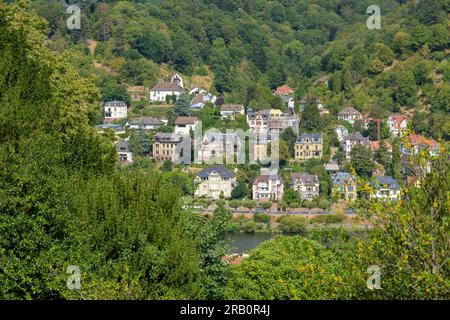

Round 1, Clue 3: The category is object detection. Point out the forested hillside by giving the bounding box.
[32,0,450,139]
[0,0,449,301]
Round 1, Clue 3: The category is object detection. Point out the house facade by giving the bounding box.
[387,114,409,137]
[251,135,270,163]
[115,140,133,163]
[194,165,237,199]
[332,172,357,201]
[335,125,349,142]
[247,110,270,133]
[252,174,284,202]
[174,116,199,135]
[370,176,401,201]
[344,132,370,160]
[104,101,128,121]
[220,104,245,119]
[337,107,362,125]
[152,133,183,162]
[196,132,240,164]
[295,133,323,161]
[291,173,320,200]
[400,134,440,157]
[149,82,184,102]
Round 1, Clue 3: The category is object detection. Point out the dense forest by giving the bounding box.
[0,0,449,300]
[31,0,450,139]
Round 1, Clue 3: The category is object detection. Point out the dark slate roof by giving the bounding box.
[291,172,319,186]
[154,133,182,143]
[197,165,236,178]
[130,117,165,126]
[105,100,127,108]
[370,176,400,190]
[115,140,131,152]
[332,172,356,186]
[97,123,124,131]
[297,133,322,143]
[345,132,367,141]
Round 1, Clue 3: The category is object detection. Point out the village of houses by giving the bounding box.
[97,73,440,216]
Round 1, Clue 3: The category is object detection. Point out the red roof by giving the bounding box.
[406,134,439,148]
[191,93,204,104]
[175,116,198,125]
[389,114,409,129]
[150,82,183,92]
[274,84,295,95]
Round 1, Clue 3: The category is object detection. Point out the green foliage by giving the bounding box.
[231,182,248,200]
[350,145,375,178]
[282,188,301,207]
[277,215,307,234]
[225,236,358,299]
[355,153,450,299]
[257,202,272,210]
[310,214,344,224]
[254,214,270,224]
[174,94,191,116]
[300,103,322,132]
[101,83,131,105]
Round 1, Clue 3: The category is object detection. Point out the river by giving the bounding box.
[225,230,367,254]
[225,232,280,254]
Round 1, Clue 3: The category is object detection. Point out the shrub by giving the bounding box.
[254,213,271,224]
[277,215,307,233]
[241,220,258,233]
[311,214,344,224]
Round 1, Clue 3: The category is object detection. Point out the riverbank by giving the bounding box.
[225,212,369,234]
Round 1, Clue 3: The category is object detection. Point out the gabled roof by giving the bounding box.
[130,117,165,126]
[274,84,295,95]
[253,174,281,185]
[115,140,131,152]
[370,176,400,191]
[345,132,367,142]
[197,165,236,178]
[105,100,127,108]
[388,114,409,129]
[175,116,199,125]
[297,133,323,143]
[191,93,205,105]
[405,134,439,149]
[291,173,319,186]
[150,82,184,92]
[332,172,356,186]
[221,104,244,112]
[338,107,361,116]
[154,133,182,143]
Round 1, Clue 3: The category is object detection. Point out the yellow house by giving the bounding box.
[295,133,323,161]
